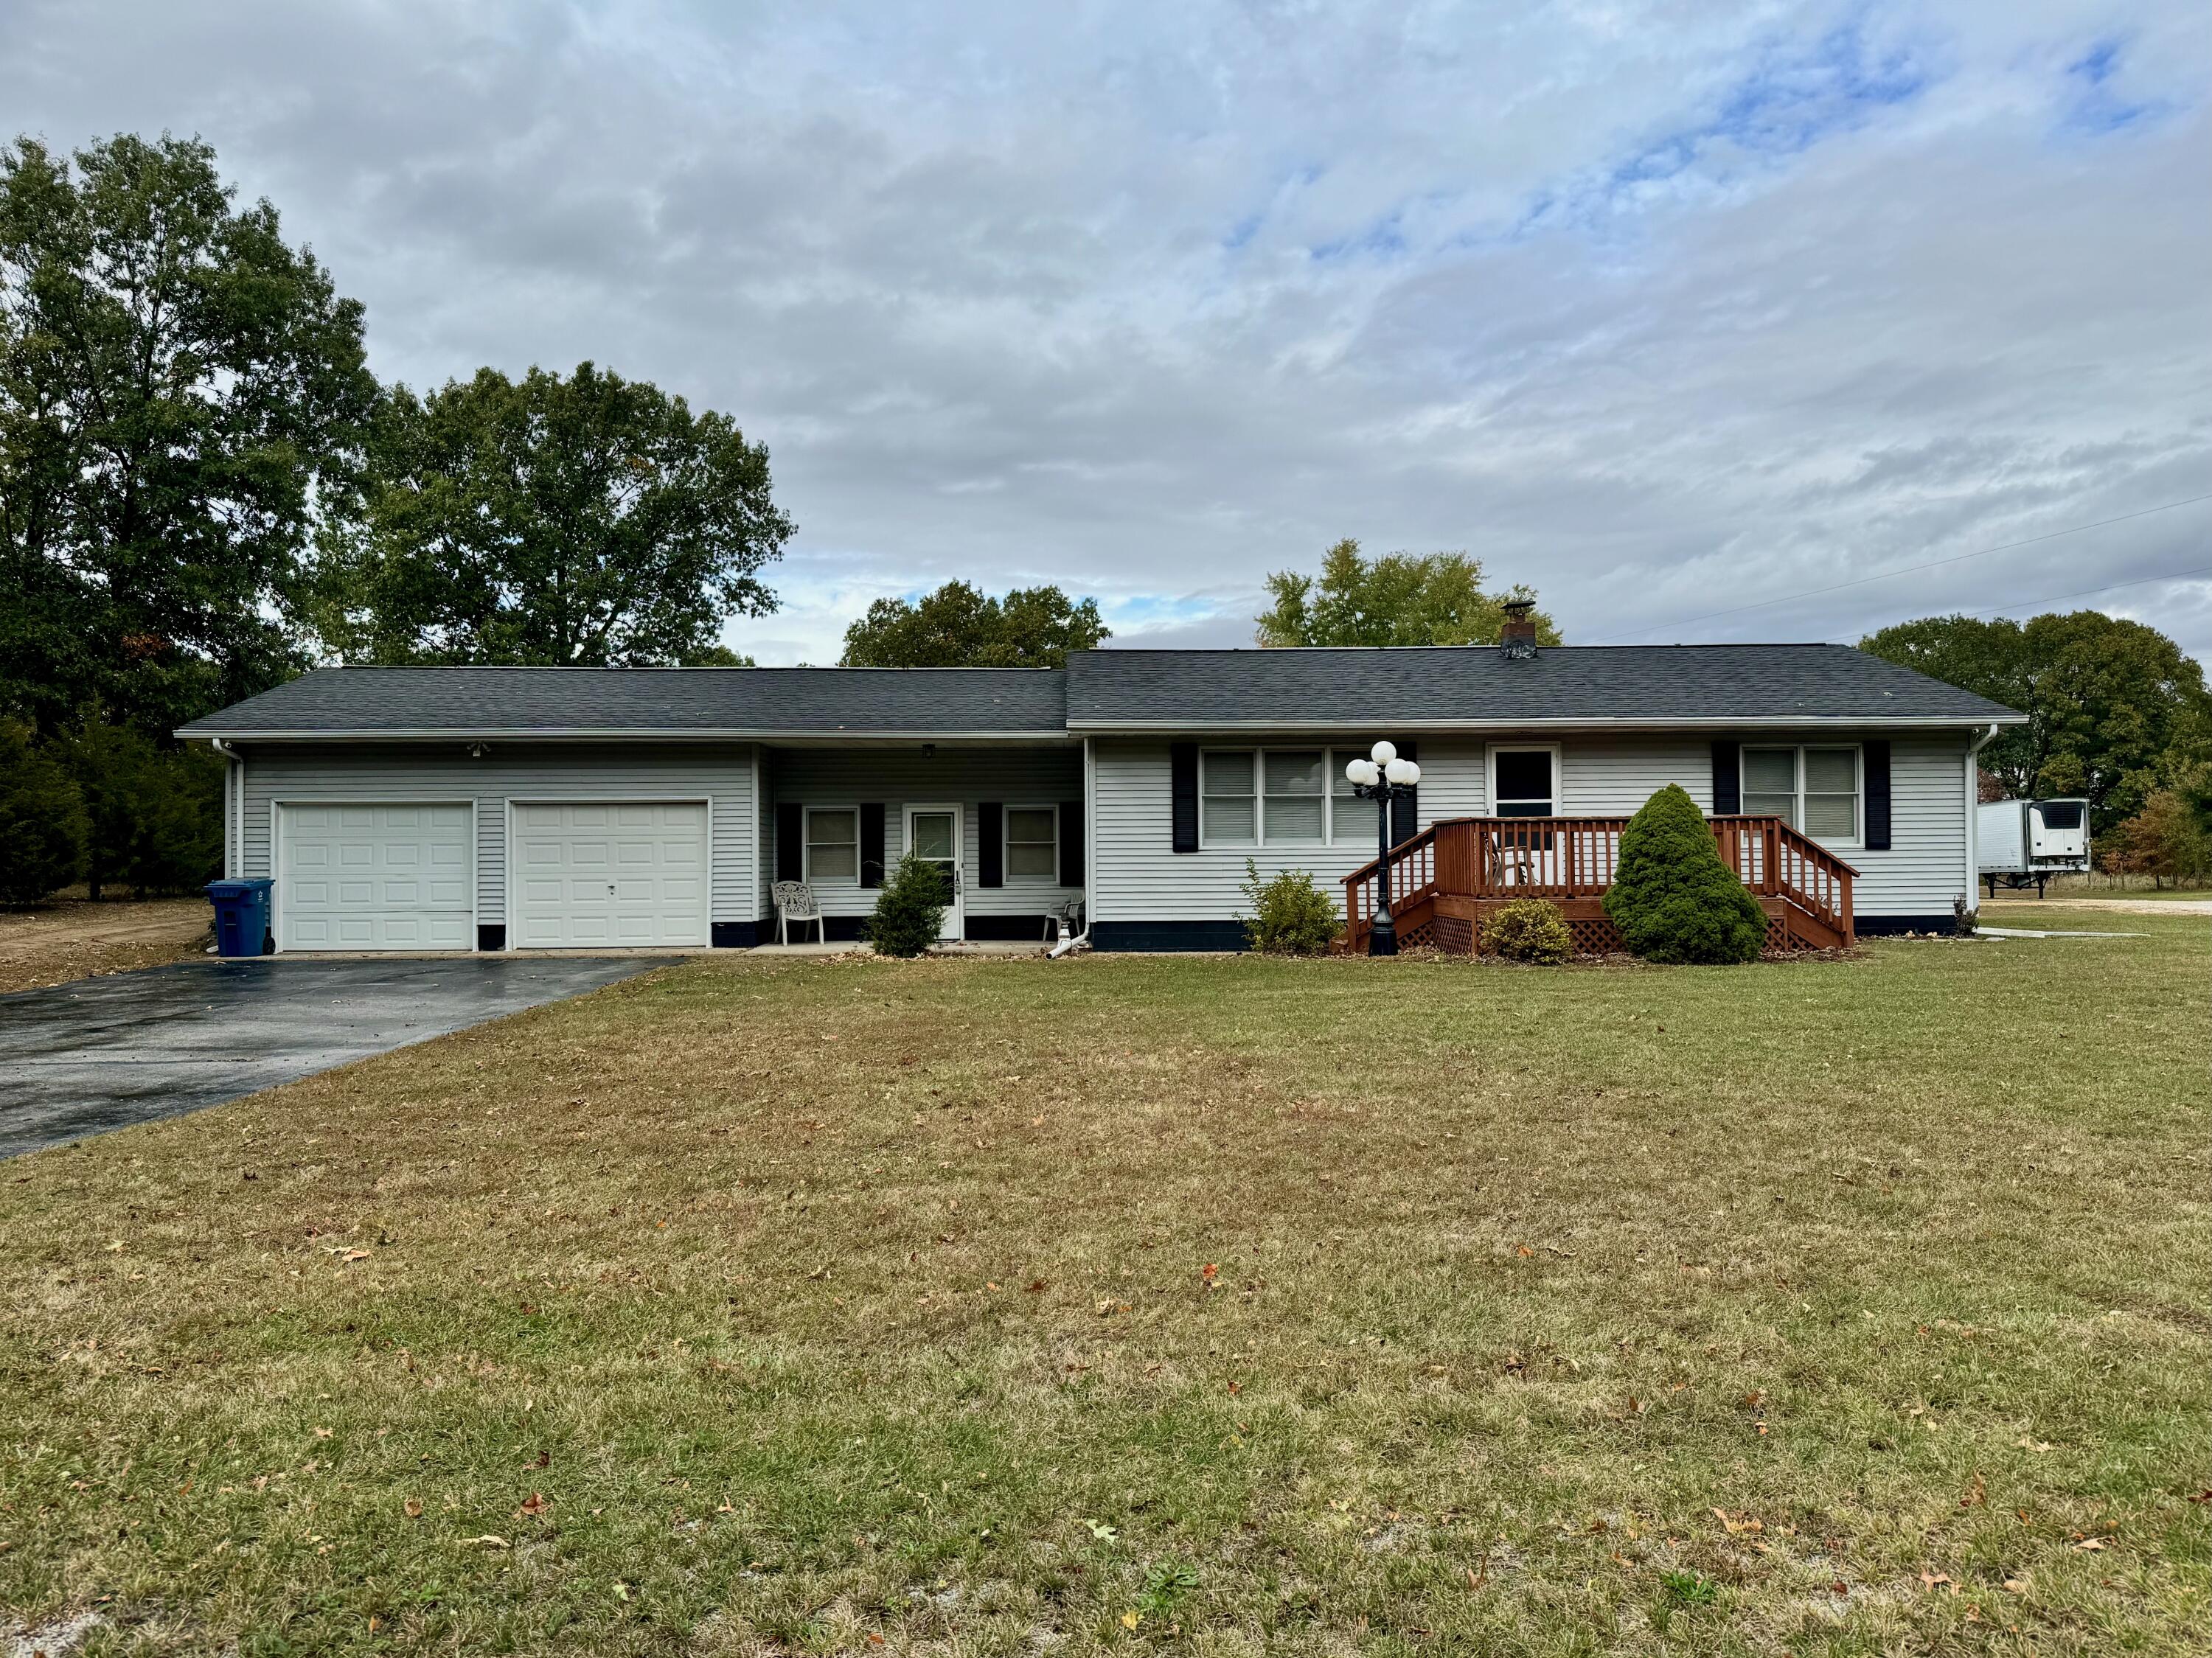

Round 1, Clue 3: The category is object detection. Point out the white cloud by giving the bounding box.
[6,0,2207,661]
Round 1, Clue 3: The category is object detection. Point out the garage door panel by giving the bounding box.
[509,802,709,948]
[280,803,475,952]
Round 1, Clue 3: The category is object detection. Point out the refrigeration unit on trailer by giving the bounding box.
[1978,798,2091,897]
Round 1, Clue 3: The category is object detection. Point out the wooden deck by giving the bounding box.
[1341,815,1856,955]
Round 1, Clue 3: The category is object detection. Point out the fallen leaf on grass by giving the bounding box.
[2070,1536,2107,1553]
[403,1499,423,1519]
[339,1248,371,1264]
[516,1492,548,1516]
[1919,1570,1959,1595]
[1120,1612,1140,1629]
[461,1535,509,1549]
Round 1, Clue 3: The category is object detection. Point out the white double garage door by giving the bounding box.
[276,801,709,951]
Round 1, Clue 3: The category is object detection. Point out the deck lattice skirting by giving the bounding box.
[1341,815,1857,955]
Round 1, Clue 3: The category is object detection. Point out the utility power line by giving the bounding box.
[1969,565,2212,620]
[1592,492,2212,643]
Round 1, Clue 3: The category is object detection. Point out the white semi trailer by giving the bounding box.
[1977,798,2092,898]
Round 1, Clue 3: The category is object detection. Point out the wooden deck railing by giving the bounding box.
[1342,815,1855,944]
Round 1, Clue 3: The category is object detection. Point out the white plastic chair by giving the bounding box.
[772,880,825,945]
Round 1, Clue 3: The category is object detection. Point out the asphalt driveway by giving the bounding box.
[0,956,656,1159]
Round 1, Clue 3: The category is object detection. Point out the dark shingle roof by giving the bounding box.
[1063,645,2024,728]
[176,666,1069,738]
[175,645,2024,740]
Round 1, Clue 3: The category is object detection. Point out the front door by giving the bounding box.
[903,804,964,941]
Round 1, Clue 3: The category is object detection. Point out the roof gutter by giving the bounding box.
[173,727,1077,744]
[1064,714,2031,734]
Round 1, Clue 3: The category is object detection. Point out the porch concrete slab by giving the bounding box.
[0,956,653,1160]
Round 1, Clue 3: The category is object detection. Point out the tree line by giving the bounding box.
[1859,612,2212,884]
[0,133,794,901]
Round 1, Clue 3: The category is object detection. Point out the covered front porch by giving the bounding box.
[1342,814,1857,954]
[758,742,1084,943]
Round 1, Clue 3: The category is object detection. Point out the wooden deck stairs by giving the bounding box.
[1341,815,1856,955]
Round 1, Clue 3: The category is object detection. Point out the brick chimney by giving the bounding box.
[1499,598,1538,659]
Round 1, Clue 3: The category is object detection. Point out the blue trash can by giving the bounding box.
[206,878,275,958]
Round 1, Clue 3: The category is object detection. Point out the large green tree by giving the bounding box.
[1860,611,2212,831]
[316,362,790,665]
[841,581,1108,668]
[1255,539,1559,648]
[0,133,376,736]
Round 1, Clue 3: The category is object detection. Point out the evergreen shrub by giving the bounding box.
[1239,860,1341,955]
[1484,897,1572,964]
[0,721,89,905]
[1601,784,1767,964]
[865,853,949,958]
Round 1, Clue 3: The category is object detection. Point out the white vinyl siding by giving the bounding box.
[238,744,757,929]
[1091,737,1486,922]
[765,747,1082,922]
[1091,731,1969,926]
[1554,733,1961,916]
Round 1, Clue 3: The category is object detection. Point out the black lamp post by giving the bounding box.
[1346,741,1422,957]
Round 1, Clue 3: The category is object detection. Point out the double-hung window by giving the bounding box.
[1006,807,1059,880]
[805,807,859,882]
[1329,758,1361,843]
[1742,746,1859,842]
[1262,750,1326,842]
[1201,751,1257,845]
[1201,748,1367,846]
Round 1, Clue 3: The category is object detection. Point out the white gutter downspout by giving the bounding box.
[1964,722,1999,912]
[210,738,240,879]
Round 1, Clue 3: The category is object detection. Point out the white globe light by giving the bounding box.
[1385,757,1419,785]
[1369,739,1397,765]
[1345,758,1380,787]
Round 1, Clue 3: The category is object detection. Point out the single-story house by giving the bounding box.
[176,639,2025,953]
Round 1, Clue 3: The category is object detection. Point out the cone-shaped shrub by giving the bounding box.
[1601,784,1767,964]
[864,853,948,957]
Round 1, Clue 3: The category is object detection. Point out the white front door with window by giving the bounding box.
[902,803,964,941]
[512,801,709,948]
[278,803,474,952]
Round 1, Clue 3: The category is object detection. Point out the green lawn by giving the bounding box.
[3,911,2207,1655]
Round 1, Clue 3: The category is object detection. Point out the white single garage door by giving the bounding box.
[512,801,710,948]
[279,804,474,952]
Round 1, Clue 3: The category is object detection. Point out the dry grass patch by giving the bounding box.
[0,896,211,995]
[1,910,2206,1654]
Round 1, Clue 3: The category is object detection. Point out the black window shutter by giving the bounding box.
[978,801,1004,887]
[1863,741,1892,850]
[775,802,803,882]
[1059,799,1084,888]
[1170,743,1198,853]
[1711,740,1741,815]
[860,803,886,887]
[1390,740,1419,846]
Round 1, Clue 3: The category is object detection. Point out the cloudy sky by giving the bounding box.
[6,0,2208,663]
